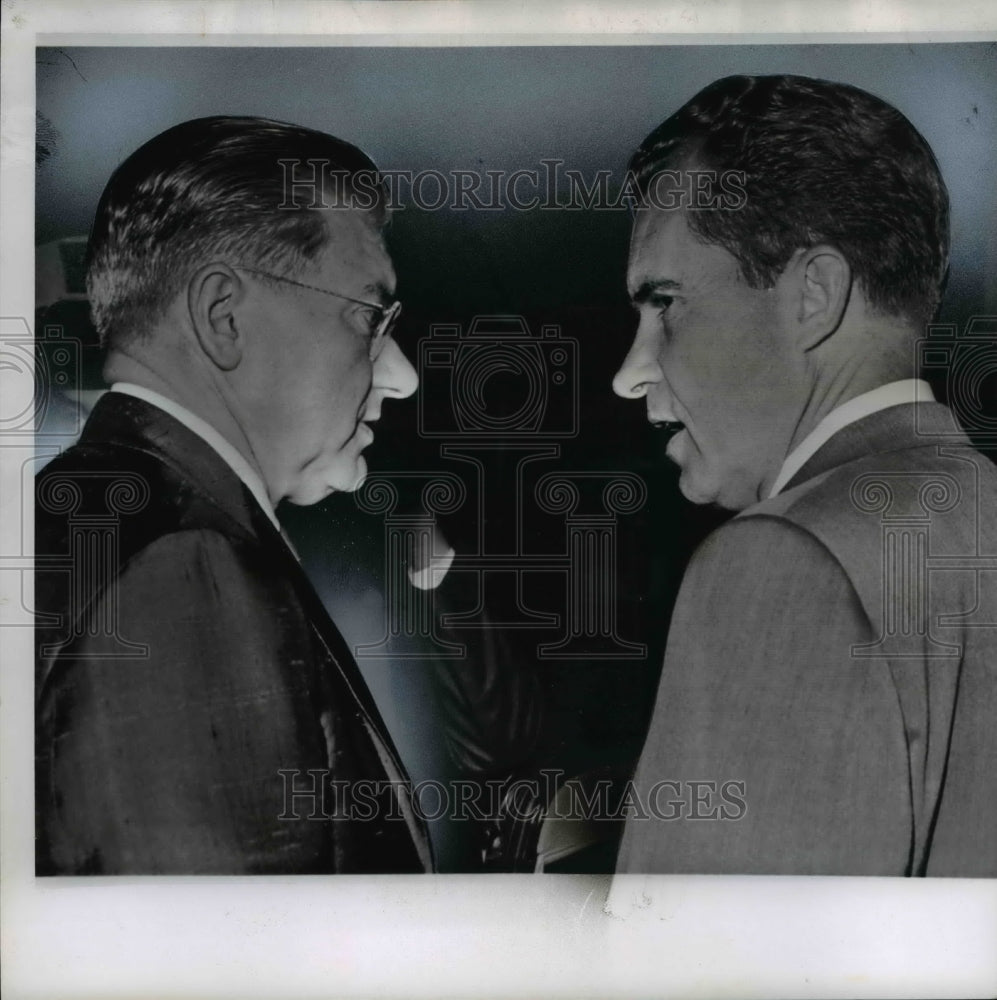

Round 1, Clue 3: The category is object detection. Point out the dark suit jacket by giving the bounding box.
[35,392,431,874]
[616,403,997,875]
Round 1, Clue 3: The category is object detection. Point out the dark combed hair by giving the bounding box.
[629,75,950,327]
[86,115,388,345]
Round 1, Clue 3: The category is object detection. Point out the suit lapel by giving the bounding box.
[254,515,433,870]
[244,496,407,757]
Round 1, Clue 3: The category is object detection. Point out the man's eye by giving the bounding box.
[357,307,380,336]
[651,295,674,312]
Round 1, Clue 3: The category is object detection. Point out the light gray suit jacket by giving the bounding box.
[616,403,997,875]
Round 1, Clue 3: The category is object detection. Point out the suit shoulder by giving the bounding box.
[686,508,843,588]
[117,522,255,567]
[36,525,305,702]
[114,526,283,604]
[36,439,255,558]
[743,441,997,632]
[692,511,846,573]
[681,510,872,625]
[766,440,997,532]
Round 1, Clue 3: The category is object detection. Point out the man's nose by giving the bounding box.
[612,328,662,400]
[373,337,419,400]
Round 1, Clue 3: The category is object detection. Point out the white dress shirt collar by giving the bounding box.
[768,379,935,499]
[110,382,280,530]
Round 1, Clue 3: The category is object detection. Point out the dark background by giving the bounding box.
[35,44,997,869]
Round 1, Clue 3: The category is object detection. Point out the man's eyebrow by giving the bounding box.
[631,279,682,304]
[361,281,395,305]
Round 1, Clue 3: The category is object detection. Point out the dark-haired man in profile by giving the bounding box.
[35,116,431,874]
[612,76,997,875]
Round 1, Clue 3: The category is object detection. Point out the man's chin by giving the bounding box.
[345,457,369,493]
[677,465,741,509]
[287,457,368,506]
[678,469,758,512]
[672,447,715,505]
[677,473,718,507]
[336,454,369,494]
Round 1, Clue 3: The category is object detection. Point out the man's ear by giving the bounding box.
[789,244,852,351]
[186,263,247,371]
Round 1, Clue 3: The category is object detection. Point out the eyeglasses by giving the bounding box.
[233,265,402,360]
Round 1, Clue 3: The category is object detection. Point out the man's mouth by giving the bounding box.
[650,418,685,438]
[356,394,379,440]
[648,418,686,467]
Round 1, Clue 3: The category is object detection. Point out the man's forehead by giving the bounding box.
[627,207,688,294]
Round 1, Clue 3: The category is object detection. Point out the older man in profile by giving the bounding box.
[612,76,997,876]
[35,116,429,874]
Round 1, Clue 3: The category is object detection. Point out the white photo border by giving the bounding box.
[4,3,997,998]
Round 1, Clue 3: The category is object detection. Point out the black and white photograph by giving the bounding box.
[3,2,997,997]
